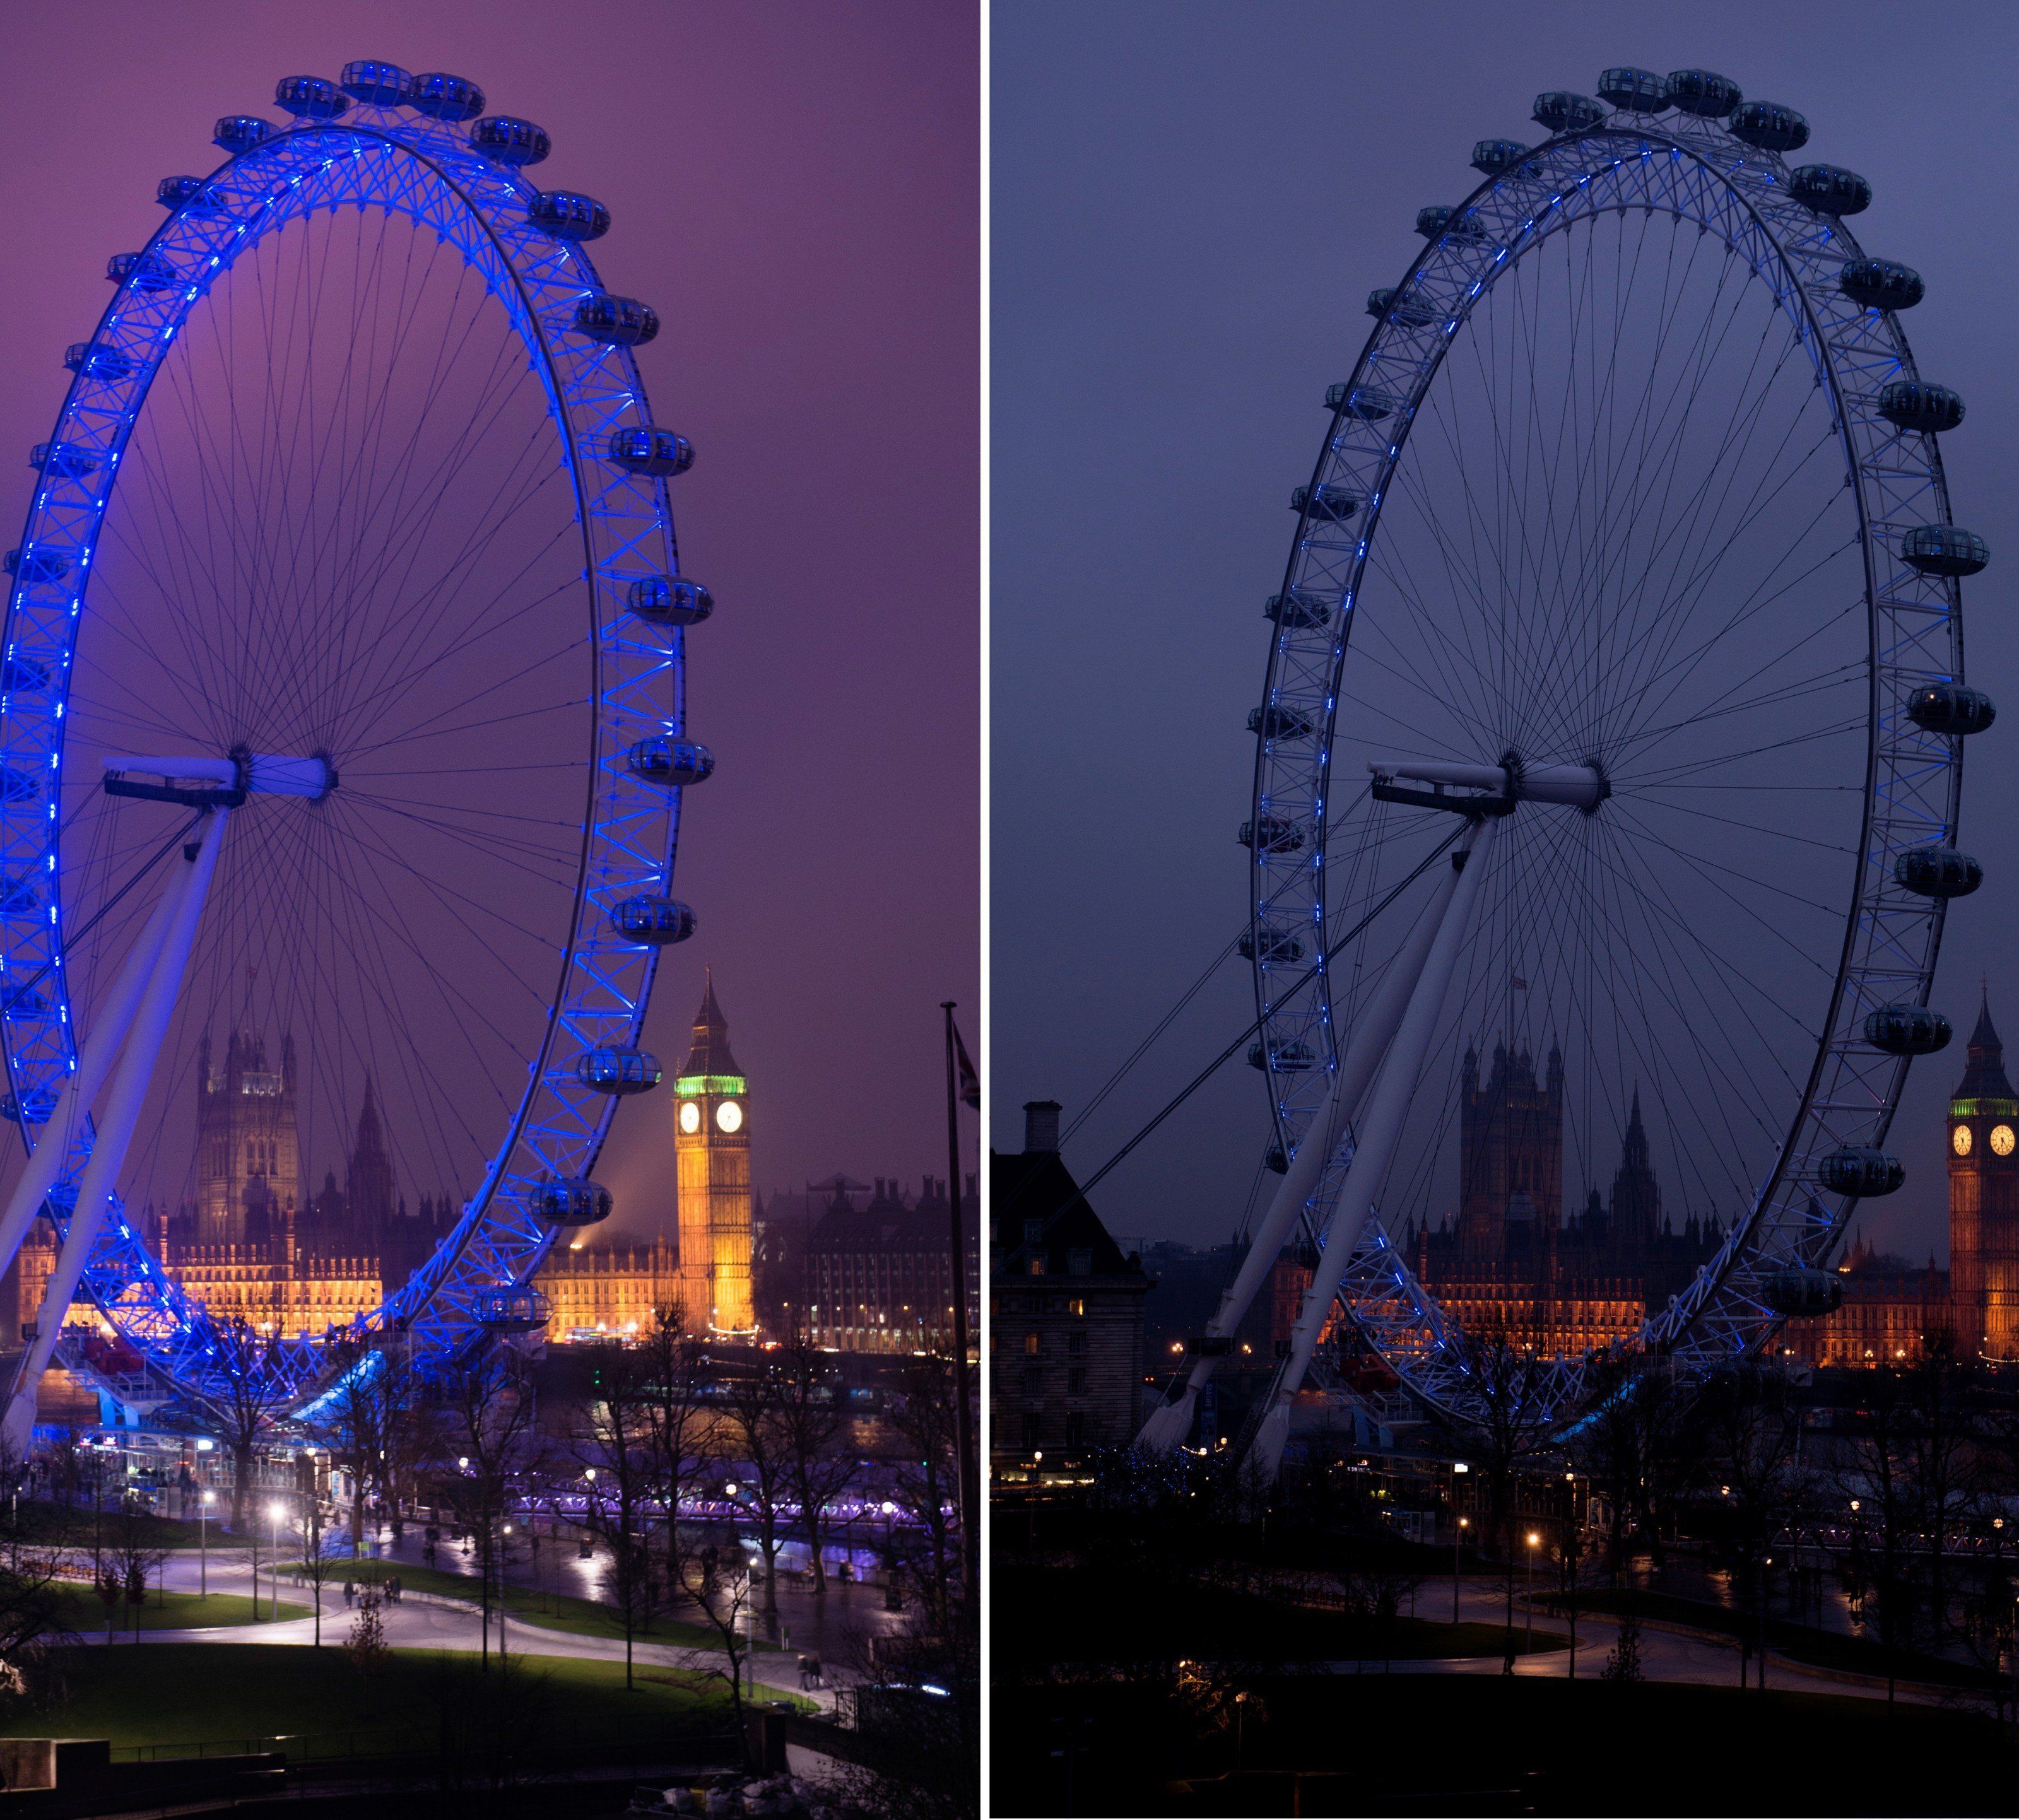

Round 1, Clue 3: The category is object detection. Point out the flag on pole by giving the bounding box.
[1511,975,1527,991]
[952,1018,980,1109]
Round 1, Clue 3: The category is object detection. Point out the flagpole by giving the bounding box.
[941,1001,980,1613]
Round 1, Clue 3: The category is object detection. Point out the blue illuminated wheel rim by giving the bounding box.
[0,70,699,1407]
[1249,89,1972,1422]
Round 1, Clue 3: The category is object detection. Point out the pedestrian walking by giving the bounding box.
[797,1655,810,1691]
[343,1580,355,1609]
[808,1652,823,1690]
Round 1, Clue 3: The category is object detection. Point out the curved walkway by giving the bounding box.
[90,1551,833,1713]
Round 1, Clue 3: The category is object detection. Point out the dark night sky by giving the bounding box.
[993,0,2019,1264]
[0,1,979,1240]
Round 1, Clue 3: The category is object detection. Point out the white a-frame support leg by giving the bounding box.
[0,856,192,1292]
[1245,813,1499,1484]
[1137,837,1472,1454]
[3,810,228,1455]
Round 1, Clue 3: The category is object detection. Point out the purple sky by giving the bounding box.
[0,1,979,1238]
[994,0,2019,1265]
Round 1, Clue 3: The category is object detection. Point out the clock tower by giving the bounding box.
[674,973,755,1334]
[1948,995,2019,1357]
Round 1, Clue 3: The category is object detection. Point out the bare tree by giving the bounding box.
[442,1346,543,1670]
[1903,1326,1987,1643]
[673,1535,758,1744]
[632,1304,711,1612]
[721,1362,795,1614]
[1838,1359,1918,1690]
[886,1354,963,1634]
[775,1334,861,1597]
[201,1312,296,1533]
[292,1497,344,1646]
[1697,1363,1809,1691]
[570,1339,659,1689]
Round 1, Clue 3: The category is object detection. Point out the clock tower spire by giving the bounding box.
[1949,992,2019,1356]
[674,971,755,1334]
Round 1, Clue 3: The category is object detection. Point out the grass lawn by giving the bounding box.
[51,1587,309,1633]
[318,1559,782,1654]
[9,1498,252,1550]
[1,1642,765,1759]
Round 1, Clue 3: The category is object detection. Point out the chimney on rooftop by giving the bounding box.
[1023,1100,1062,1155]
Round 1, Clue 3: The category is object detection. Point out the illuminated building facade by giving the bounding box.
[533,1238,681,1341]
[674,976,755,1334]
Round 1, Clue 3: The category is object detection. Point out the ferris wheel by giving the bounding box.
[0,62,705,1440]
[1141,66,1993,1467]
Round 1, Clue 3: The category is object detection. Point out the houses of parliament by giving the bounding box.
[1399,999,2019,1366]
[4,979,762,1347]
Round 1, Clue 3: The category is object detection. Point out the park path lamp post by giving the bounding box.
[500,1523,512,1669]
[199,1489,213,1599]
[1525,1531,1539,1660]
[268,1501,285,1621]
[1451,1462,1469,1623]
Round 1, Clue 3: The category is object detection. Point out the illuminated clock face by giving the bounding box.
[715,1099,743,1134]
[1955,1123,1974,1157]
[1996,1126,2017,1158]
[678,1101,701,1135]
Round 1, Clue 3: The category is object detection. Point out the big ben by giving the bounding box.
[1948,995,2019,1357]
[674,973,756,1334]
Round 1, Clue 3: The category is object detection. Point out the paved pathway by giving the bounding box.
[91,1550,835,1712]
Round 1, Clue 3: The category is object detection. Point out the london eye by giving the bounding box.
[1141,67,1991,1467]
[0,62,703,1438]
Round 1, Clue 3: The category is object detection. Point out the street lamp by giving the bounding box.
[1526,1531,1540,1658]
[268,1501,285,1621]
[199,1490,214,1599]
[1451,1462,1471,1624]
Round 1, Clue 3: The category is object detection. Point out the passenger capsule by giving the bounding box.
[627,575,712,628]
[0,1089,55,1125]
[65,343,133,382]
[4,549,68,585]
[1249,703,1314,741]
[626,737,714,786]
[1239,923,1306,965]
[1840,259,1924,312]
[157,176,226,214]
[1728,100,1809,153]
[1292,484,1360,524]
[1900,524,1987,577]
[0,768,40,806]
[30,443,97,480]
[1264,1144,1289,1174]
[529,191,611,242]
[1,986,47,1019]
[470,115,551,166]
[531,1175,614,1227]
[1893,845,1982,898]
[473,1285,550,1334]
[213,115,272,153]
[574,295,660,347]
[1789,164,1871,216]
[1863,1004,1952,1056]
[1818,1146,1904,1197]
[1239,815,1305,855]
[1906,682,1996,736]
[1416,204,1487,242]
[1878,382,1964,434]
[275,76,350,120]
[1597,67,1667,112]
[0,877,39,917]
[1367,287,1437,328]
[107,252,177,293]
[1665,69,1741,117]
[1326,383,1398,421]
[339,61,415,106]
[411,73,486,120]
[575,1047,662,1096]
[607,426,693,477]
[2,655,50,693]
[1247,1038,1317,1073]
[1265,589,1333,630]
[609,895,697,946]
[1471,139,1528,175]
[1761,1267,1844,1318]
[1533,91,1606,133]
